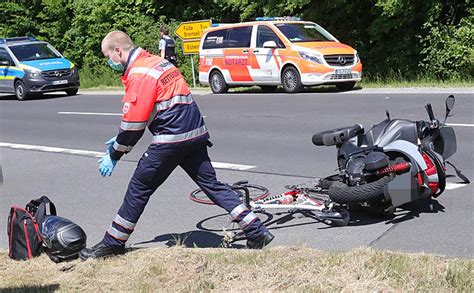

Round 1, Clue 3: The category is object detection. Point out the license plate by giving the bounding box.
[335,69,351,75]
[52,80,68,85]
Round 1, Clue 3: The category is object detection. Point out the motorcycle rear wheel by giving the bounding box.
[328,176,393,204]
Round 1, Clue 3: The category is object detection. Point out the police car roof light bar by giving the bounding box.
[255,16,302,21]
[0,36,36,44]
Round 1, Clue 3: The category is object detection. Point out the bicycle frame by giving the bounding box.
[221,187,349,247]
[242,187,349,227]
[249,190,331,212]
[192,180,350,247]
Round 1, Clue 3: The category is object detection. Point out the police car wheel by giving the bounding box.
[14,80,29,101]
[282,66,303,93]
[65,88,79,96]
[210,71,229,94]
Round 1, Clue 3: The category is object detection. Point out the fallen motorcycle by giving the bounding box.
[312,94,469,212]
[190,95,469,246]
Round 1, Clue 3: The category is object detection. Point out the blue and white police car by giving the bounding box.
[0,37,80,100]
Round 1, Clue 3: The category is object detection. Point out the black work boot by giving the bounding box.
[246,231,274,249]
[79,242,125,260]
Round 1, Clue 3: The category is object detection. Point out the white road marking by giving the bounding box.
[0,142,105,158]
[445,182,468,190]
[58,112,122,116]
[446,123,474,127]
[211,162,255,171]
[0,142,255,171]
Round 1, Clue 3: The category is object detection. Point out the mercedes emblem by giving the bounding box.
[337,56,347,65]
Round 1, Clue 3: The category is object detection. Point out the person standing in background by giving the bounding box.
[159,27,178,66]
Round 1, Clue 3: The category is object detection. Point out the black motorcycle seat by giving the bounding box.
[312,124,364,146]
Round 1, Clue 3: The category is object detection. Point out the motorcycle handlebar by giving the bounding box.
[425,103,435,121]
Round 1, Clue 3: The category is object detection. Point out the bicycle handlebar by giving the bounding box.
[231,186,251,208]
[232,180,249,186]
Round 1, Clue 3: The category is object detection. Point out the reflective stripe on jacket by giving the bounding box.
[109,48,208,161]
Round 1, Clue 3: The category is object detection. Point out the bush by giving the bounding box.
[420,9,474,79]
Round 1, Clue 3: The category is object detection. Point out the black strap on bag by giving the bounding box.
[26,196,57,225]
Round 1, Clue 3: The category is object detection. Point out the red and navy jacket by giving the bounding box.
[109,48,209,161]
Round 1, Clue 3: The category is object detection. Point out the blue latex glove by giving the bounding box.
[98,154,117,177]
[105,136,117,154]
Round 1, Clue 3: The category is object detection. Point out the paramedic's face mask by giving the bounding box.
[107,49,124,71]
[108,58,124,71]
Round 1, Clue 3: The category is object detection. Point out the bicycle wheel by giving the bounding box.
[190,183,270,205]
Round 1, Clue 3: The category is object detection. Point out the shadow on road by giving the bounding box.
[134,198,445,249]
[195,210,337,234]
[342,198,446,226]
[222,85,363,94]
[193,198,446,235]
[0,93,79,101]
[134,230,244,248]
[386,198,445,225]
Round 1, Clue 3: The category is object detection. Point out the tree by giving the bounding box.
[0,0,471,83]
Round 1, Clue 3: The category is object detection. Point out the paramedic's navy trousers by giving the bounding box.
[103,141,267,246]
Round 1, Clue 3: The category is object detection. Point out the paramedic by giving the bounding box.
[79,31,274,259]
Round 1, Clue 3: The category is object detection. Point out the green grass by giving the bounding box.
[1,247,472,292]
[360,71,473,88]
[79,68,122,89]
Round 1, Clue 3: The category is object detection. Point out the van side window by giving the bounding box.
[0,48,14,65]
[256,26,284,48]
[203,29,228,50]
[225,26,252,48]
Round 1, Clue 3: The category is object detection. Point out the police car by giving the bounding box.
[0,37,80,100]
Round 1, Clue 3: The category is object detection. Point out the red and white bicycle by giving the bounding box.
[190,180,350,246]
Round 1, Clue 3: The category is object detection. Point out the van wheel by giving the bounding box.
[15,80,29,101]
[282,66,303,93]
[210,71,229,94]
[66,88,79,96]
[336,82,356,91]
[260,86,277,93]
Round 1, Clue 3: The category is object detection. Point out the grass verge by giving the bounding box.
[360,73,473,88]
[0,247,472,292]
[79,68,122,89]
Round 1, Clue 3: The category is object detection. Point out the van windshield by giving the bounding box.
[9,43,61,61]
[275,23,335,43]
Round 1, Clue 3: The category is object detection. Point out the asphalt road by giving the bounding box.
[1,89,473,257]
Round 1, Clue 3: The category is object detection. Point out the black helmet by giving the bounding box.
[40,215,87,262]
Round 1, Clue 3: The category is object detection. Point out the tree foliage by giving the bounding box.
[0,0,471,83]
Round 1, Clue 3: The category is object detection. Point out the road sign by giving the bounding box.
[182,40,201,55]
[175,20,211,41]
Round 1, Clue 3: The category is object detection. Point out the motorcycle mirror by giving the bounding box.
[385,110,390,120]
[444,95,455,122]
